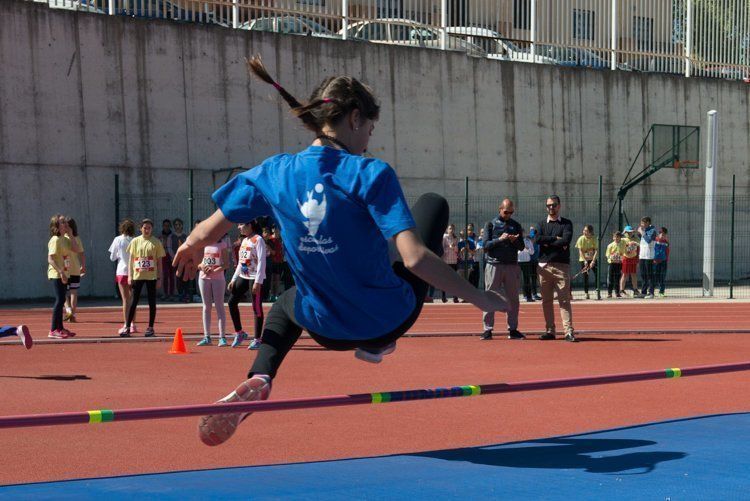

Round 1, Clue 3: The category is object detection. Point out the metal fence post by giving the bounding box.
[597,175,602,299]
[232,0,238,29]
[530,0,536,62]
[730,174,736,299]
[188,169,194,232]
[610,0,617,71]
[440,0,447,51]
[463,176,469,281]
[702,110,718,297]
[685,0,693,77]
[342,0,349,40]
[108,0,115,15]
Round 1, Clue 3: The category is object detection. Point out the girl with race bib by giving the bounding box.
[47,214,80,339]
[63,217,86,322]
[227,221,266,349]
[109,219,137,335]
[123,219,166,337]
[196,235,231,347]
[172,56,507,446]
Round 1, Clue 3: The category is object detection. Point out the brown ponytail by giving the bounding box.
[247,55,380,133]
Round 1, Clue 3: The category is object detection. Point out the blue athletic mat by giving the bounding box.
[3,413,749,499]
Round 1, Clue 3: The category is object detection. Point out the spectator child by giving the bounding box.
[109,219,137,334]
[517,228,536,302]
[605,231,625,298]
[123,219,166,337]
[620,227,640,297]
[197,235,231,347]
[575,224,598,299]
[528,225,541,300]
[47,215,79,339]
[457,230,476,286]
[440,224,459,303]
[63,218,85,321]
[654,227,670,297]
[227,221,266,349]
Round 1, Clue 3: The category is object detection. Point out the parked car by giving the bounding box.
[445,27,556,64]
[537,45,630,70]
[238,16,340,39]
[339,19,486,57]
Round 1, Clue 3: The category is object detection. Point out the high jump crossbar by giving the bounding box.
[1,362,748,429]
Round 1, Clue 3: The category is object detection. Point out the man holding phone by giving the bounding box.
[480,199,525,340]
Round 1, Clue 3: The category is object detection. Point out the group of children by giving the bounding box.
[574,218,670,299]
[105,216,278,349]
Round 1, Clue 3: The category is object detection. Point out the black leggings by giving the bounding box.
[127,280,156,327]
[249,193,449,379]
[50,278,67,331]
[581,260,596,294]
[228,277,264,339]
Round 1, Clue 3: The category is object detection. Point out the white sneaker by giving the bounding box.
[645,294,654,299]
[198,376,271,446]
[354,341,397,364]
[17,325,32,350]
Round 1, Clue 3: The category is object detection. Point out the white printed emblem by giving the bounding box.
[297,183,338,255]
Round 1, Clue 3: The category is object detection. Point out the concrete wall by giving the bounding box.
[1,0,748,299]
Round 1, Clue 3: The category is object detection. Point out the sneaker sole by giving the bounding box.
[18,325,32,350]
[198,378,269,446]
[354,343,396,364]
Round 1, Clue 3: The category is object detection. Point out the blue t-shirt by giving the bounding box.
[213,146,417,340]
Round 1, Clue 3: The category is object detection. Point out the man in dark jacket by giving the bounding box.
[481,199,525,340]
[536,195,577,342]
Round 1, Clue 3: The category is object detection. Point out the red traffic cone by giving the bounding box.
[169,328,188,354]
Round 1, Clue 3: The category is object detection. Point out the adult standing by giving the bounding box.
[638,217,657,299]
[535,196,577,342]
[480,199,525,340]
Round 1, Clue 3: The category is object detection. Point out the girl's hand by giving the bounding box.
[173,241,202,280]
[60,273,68,285]
[227,281,235,292]
[252,282,261,295]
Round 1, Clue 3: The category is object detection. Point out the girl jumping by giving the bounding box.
[173,56,507,446]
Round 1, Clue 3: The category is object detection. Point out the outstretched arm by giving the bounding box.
[394,229,506,313]
[173,210,234,280]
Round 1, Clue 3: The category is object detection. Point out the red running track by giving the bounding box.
[0,301,749,485]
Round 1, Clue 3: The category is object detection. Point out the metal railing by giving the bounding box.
[33,0,750,80]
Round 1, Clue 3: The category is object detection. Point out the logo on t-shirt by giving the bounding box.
[297,183,338,255]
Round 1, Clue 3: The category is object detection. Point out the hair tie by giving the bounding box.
[272,82,283,91]
[322,98,333,103]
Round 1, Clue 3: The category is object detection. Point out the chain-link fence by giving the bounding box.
[116,171,749,300]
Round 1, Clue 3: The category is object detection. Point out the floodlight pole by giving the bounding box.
[702,110,718,297]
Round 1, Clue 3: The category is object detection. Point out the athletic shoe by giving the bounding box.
[198,375,272,446]
[508,329,526,340]
[616,293,622,298]
[644,294,655,299]
[525,296,534,302]
[607,293,613,298]
[217,337,228,347]
[131,324,139,333]
[17,325,32,350]
[533,294,542,301]
[117,325,128,335]
[61,328,76,338]
[248,338,262,350]
[565,332,578,343]
[659,292,666,298]
[480,330,493,340]
[585,293,590,300]
[63,307,73,321]
[48,329,69,339]
[452,297,459,303]
[119,327,131,338]
[144,326,155,337]
[539,332,556,341]
[354,341,397,364]
[231,331,248,348]
[197,337,212,346]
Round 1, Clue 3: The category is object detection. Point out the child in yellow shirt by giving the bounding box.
[123,219,166,337]
[605,231,625,298]
[575,224,598,299]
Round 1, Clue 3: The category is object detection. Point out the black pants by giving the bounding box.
[228,277,264,339]
[248,193,449,379]
[640,259,655,295]
[127,280,156,327]
[655,261,668,294]
[581,260,596,294]
[50,278,67,331]
[608,263,622,295]
[519,262,535,298]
